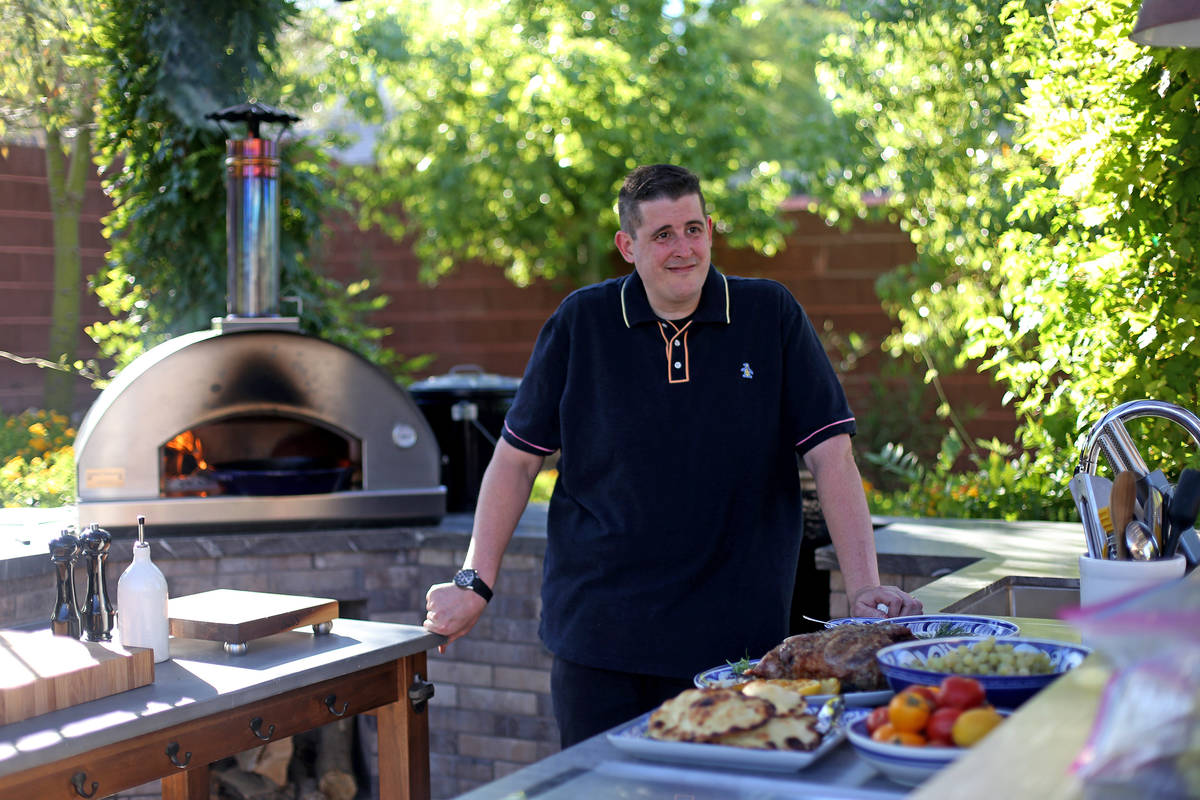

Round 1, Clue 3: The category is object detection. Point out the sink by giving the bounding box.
[943,576,1080,619]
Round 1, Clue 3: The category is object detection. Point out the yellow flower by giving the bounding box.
[27,422,47,437]
[1,460,22,482]
[29,438,50,452]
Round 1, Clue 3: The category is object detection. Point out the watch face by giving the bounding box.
[454,569,476,588]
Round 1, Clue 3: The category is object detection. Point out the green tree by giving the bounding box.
[0,0,98,414]
[87,0,415,374]
[996,0,1200,469]
[313,0,804,287]
[815,0,1200,511]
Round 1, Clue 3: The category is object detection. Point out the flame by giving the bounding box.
[165,431,209,472]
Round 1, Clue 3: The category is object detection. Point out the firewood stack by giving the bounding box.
[211,721,359,800]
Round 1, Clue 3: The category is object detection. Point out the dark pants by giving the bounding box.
[551,656,696,748]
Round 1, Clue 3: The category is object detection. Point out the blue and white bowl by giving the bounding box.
[845,708,1009,786]
[824,614,1020,638]
[874,636,1091,708]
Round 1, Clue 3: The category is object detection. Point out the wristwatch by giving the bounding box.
[453,568,493,602]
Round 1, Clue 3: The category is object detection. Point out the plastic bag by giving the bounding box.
[1061,573,1200,799]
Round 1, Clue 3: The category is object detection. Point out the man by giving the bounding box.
[424,164,921,747]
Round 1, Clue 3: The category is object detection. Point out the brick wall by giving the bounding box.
[0,143,1017,445]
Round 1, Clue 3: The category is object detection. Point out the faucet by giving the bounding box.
[1078,399,1200,478]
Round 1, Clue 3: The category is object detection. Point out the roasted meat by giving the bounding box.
[744,623,916,691]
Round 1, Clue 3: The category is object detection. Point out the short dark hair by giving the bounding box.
[617,164,706,236]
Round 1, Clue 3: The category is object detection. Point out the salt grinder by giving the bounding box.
[48,529,82,638]
[80,523,116,642]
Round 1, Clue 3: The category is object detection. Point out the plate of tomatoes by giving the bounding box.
[845,676,1008,787]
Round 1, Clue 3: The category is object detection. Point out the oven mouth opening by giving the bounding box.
[161,414,361,497]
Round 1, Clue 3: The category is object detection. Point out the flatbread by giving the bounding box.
[715,713,822,751]
[646,688,774,743]
[738,678,839,712]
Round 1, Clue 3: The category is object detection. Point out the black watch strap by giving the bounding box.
[453,568,493,602]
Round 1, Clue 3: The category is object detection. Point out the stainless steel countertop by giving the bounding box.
[452,719,908,800]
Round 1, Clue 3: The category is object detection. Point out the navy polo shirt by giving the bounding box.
[502,265,856,678]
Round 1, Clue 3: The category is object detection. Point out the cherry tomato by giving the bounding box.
[866,705,891,735]
[877,729,927,747]
[938,675,986,710]
[870,722,898,742]
[952,706,1004,747]
[887,689,933,733]
[908,684,940,708]
[926,706,963,746]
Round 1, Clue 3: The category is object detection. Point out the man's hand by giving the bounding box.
[424,582,489,653]
[850,584,923,617]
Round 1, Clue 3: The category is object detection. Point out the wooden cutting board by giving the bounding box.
[168,589,339,646]
[0,629,154,726]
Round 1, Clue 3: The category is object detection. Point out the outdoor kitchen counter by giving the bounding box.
[447,616,1089,800]
[445,516,1101,800]
[819,515,1087,610]
[0,618,444,800]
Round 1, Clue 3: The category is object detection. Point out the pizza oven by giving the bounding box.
[74,103,445,532]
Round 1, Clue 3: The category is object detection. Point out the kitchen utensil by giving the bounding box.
[80,523,115,642]
[1175,529,1200,570]
[1164,468,1200,557]
[1147,485,1165,552]
[1097,507,1115,558]
[48,529,81,638]
[1069,473,1112,558]
[1110,471,1137,560]
[1125,520,1159,561]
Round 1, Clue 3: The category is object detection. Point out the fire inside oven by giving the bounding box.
[161,415,361,497]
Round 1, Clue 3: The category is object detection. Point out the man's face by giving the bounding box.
[614,193,713,320]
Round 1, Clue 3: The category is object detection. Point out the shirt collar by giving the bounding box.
[619,265,731,328]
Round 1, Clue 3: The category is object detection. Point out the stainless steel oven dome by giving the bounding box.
[74,326,445,531]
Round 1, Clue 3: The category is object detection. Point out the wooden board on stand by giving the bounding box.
[168,589,339,653]
[0,628,154,726]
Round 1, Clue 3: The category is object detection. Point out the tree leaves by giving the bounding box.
[309,0,819,286]
[820,0,1200,495]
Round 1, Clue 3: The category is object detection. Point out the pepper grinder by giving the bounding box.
[48,529,82,638]
[80,523,116,642]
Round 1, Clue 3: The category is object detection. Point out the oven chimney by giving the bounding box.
[205,102,301,320]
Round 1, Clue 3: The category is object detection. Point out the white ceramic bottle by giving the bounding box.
[117,517,170,662]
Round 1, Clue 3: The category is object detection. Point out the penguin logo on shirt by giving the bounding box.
[740,362,754,379]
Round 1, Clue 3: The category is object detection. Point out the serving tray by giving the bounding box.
[607,709,852,772]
